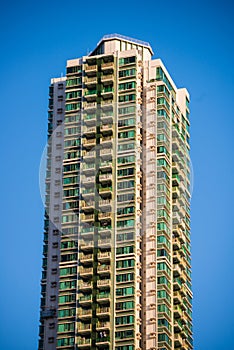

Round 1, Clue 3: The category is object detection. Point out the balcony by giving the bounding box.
[172,199,180,212]
[99,173,112,183]
[173,291,183,305]
[81,187,95,198]
[97,265,110,275]
[97,279,111,289]
[83,139,96,149]
[78,281,92,291]
[173,211,181,225]
[79,294,92,305]
[172,174,180,187]
[101,87,114,99]
[96,336,110,347]
[82,200,95,211]
[79,253,93,263]
[82,162,95,174]
[77,322,92,334]
[100,123,113,135]
[96,292,110,302]
[173,264,183,278]
[100,147,113,158]
[79,267,93,276]
[98,251,111,262]
[83,126,96,136]
[101,74,114,83]
[83,102,97,111]
[101,113,113,123]
[174,333,183,348]
[173,278,182,292]
[99,199,112,208]
[79,240,94,251]
[77,337,92,347]
[98,226,112,237]
[173,237,181,251]
[86,64,97,73]
[172,186,180,199]
[174,305,183,319]
[98,238,111,248]
[85,89,97,101]
[99,161,112,171]
[101,62,114,71]
[81,176,95,186]
[99,186,112,195]
[78,308,92,320]
[83,113,96,124]
[85,76,97,85]
[98,212,112,221]
[101,100,113,109]
[100,135,112,145]
[80,213,95,223]
[96,306,110,316]
[96,321,110,330]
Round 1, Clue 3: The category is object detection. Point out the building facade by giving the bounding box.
[39,34,192,350]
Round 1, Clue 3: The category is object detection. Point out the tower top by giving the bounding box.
[90,33,154,56]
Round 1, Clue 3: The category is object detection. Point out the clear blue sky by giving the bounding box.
[0,0,233,349]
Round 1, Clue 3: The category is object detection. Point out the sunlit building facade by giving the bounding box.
[39,34,193,350]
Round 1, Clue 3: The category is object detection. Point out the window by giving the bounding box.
[118,130,135,139]
[116,259,134,268]
[119,81,136,90]
[157,262,171,275]
[119,94,136,103]
[60,267,77,276]
[116,246,134,255]
[58,322,75,332]
[118,105,135,115]
[158,333,171,345]
[118,117,135,127]
[117,168,134,177]
[157,97,170,110]
[116,315,134,325]
[117,206,134,216]
[58,308,76,318]
[60,253,77,262]
[116,272,134,282]
[117,218,134,228]
[59,294,76,304]
[57,337,75,346]
[118,180,134,190]
[59,280,76,290]
[157,290,171,302]
[156,67,174,93]
[65,103,81,111]
[119,56,136,65]
[66,65,82,74]
[157,276,171,289]
[157,235,170,248]
[157,85,170,98]
[115,330,134,340]
[119,68,136,78]
[66,78,81,87]
[118,142,135,152]
[117,232,134,242]
[116,301,134,310]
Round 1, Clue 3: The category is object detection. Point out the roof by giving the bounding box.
[94,33,154,55]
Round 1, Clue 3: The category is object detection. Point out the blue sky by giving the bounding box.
[0,0,233,349]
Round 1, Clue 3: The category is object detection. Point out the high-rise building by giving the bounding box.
[39,34,192,350]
